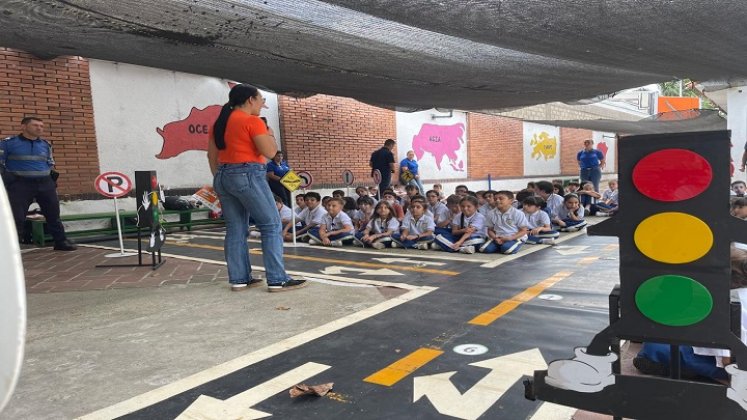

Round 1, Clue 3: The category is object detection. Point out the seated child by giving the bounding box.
[402,184,419,212]
[355,196,375,232]
[392,200,436,250]
[478,191,494,216]
[590,179,618,215]
[433,183,446,201]
[522,196,559,245]
[577,182,601,211]
[434,195,487,254]
[332,189,345,198]
[553,193,587,232]
[434,194,461,237]
[355,200,400,249]
[732,197,747,220]
[479,190,529,254]
[343,197,359,221]
[382,189,406,221]
[308,197,355,246]
[294,193,306,215]
[284,191,327,241]
[535,180,565,221]
[733,180,746,197]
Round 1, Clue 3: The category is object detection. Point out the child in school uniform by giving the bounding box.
[434,194,461,238]
[284,191,327,241]
[553,193,588,231]
[392,200,436,250]
[355,196,375,232]
[480,190,529,254]
[382,190,406,221]
[355,200,400,249]
[590,179,618,216]
[434,195,487,254]
[522,196,559,245]
[427,190,451,235]
[478,190,494,217]
[535,180,565,220]
[294,193,306,215]
[308,197,355,247]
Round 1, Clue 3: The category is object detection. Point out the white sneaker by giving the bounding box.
[249,231,261,238]
[415,242,430,250]
[460,245,475,254]
[391,242,401,248]
[539,238,556,246]
[330,240,343,247]
[308,239,320,245]
[371,242,385,249]
[431,242,440,250]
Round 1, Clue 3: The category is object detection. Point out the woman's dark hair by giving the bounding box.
[213,84,260,150]
[375,200,396,224]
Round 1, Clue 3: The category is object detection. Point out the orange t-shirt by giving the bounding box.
[216,111,268,164]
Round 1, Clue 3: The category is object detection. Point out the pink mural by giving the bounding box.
[412,123,465,172]
[155,105,221,159]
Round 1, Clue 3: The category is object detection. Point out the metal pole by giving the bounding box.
[113,196,126,255]
[488,174,492,190]
[291,194,297,246]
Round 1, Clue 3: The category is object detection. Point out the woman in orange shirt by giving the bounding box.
[208,84,306,292]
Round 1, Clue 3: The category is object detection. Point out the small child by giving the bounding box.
[308,197,355,246]
[478,191,494,216]
[355,196,375,232]
[285,191,327,241]
[402,184,419,212]
[294,193,307,215]
[356,186,378,205]
[566,181,580,194]
[435,194,461,236]
[733,180,747,197]
[434,196,487,254]
[392,200,436,250]
[343,197,359,222]
[590,179,618,216]
[433,183,446,201]
[382,190,406,221]
[480,190,529,254]
[732,197,747,219]
[535,180,565,220]
[332,189,346,198]
[553,193,588,231]
[522,196,559,245]
[577,182,601,211]
[321,196,332,208]
[355,200,400,249]
[427,190,451,234]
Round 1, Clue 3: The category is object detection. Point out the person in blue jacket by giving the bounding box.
[0,117,76,250]
[399,150,425,195]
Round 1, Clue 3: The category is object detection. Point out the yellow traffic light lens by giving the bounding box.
[634,212,713,264]
[635,275,713,326]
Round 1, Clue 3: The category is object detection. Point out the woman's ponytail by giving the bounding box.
[213,103,233,150]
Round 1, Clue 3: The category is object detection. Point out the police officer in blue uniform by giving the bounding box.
[0,117,76,250]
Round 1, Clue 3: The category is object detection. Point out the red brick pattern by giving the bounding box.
[0,48,99,195]
[279,95,396,187]
[560,127,591,176]
[23,247,229,293]
[468,113,524,179]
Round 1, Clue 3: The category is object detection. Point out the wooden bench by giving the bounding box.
[29,208,223,246]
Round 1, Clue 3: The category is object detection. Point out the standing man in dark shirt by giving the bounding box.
[0,117,76,250]
[369,139,396,199]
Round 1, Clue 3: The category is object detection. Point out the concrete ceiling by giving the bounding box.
[1,1,746,110]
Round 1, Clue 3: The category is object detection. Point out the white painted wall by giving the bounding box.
[592,131,617,174]
[88,60,280,190]
[523,123,560,176]
[728,87,747,180]
[395,110,468,180]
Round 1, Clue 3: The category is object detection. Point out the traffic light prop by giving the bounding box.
[526,131,747,418]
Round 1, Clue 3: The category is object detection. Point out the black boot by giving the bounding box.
[53,240,77,251]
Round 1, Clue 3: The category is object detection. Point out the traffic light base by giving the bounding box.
[727,364,747,411]
[545,347,617,393]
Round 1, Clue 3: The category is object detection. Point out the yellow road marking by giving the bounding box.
[363,348,444,386]
[468,271,573,326]
[578,256,598,265]
[148,239,459,276]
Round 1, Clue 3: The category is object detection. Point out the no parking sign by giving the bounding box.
[94,172,133,198]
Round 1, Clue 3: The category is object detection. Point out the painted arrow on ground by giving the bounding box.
[372,257,446,266]
[413,348,547,420]
[554,245,589,256]
[320,266,403,276]
[176,362,330,420]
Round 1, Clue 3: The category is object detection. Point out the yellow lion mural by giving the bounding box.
[530,132,558,161]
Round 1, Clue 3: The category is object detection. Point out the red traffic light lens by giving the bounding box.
[632,149,712,202]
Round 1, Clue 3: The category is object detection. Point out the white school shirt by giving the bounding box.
[524,209,551,230]
[429,202,451,226]
[478,204,492,216]
[279,205,293,222]
[367,217,400,234]
[556,205,585,220]
[294,206,305,215]
[299,205,327,227]
[451,212,487,237]
[545,193,565,220]
[321,211,354,232]
[401,213,436,236]
[486,207,529,238]
[602,189,619,204]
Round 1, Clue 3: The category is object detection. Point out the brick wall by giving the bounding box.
[467,113,524,179]
[278,95,396,187]
[560,127,590,175]
[0,48,99,195]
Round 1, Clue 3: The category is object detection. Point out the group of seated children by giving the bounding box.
[276,182,593,255]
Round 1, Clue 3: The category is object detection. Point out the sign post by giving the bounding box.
[372,169,382,199]
[94,172,136,258]
[342,169,355,197]
[280,170,303,246]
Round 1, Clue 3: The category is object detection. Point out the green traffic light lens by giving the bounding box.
[635,275,713,326]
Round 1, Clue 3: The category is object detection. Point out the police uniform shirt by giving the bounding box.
[322,211,353,232]
[299,205,327,227]
[557,204,585,221]
[524,209,551,230]
[367,217,400,234]
[279,204,293,222]
[545,193,565,220]
[429,202,450,225]
[451,211,487,237]
[485,207,529,238]
[401,213,435,236]
[0,135,54,177]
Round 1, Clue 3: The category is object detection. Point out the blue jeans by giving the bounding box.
[526,231,559,244]
[214,163,289,286]
[434,233,484,252]
[392,233,434,248]
[580,167,602,192]
[307,228,355,244]
[480,239,524,254]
